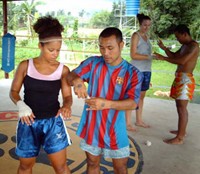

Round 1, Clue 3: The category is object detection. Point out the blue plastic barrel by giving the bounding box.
[125,0,140,16]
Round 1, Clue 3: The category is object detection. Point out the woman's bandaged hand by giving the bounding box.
[17,100,32,117]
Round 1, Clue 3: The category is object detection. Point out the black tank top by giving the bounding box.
[23,59,64,119]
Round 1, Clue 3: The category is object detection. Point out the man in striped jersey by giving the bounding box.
[67,27,143,174]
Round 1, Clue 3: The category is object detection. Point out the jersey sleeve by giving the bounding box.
[72,57,95,82]
[126,67,143,104]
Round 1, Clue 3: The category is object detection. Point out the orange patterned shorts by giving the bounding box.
[170,72,195,100]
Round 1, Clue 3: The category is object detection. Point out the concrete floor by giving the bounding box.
[1,79,200,174]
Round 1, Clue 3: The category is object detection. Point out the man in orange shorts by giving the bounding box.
[170,72,195,100]
[154,24,199,145]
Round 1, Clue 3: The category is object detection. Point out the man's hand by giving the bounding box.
[73,78,88,98]
[85,97,109,110]
[154,53,165,60]
[157,39,167,50]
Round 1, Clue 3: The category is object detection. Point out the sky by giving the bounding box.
[35,0,116,16]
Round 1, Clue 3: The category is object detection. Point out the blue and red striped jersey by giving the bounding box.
[73,56,143,150]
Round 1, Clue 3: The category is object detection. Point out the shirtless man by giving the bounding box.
[154,24,199,145]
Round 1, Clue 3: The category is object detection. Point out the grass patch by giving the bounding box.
[1,38,199,103]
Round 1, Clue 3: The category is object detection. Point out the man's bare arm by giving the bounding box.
[164,43,199,65]
[157,39,181,58]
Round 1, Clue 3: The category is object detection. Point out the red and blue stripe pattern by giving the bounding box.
[73,56,142,150]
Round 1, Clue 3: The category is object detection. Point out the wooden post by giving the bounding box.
[3,0,9,79]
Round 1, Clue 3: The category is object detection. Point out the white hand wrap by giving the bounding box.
[16,100,32,118]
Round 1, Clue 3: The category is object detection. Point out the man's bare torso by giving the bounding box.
[176,40,199,73]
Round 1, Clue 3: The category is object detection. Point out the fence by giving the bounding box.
[1,35,200,94]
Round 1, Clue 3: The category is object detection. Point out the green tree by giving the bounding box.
[8,3,18,34]
[15,0,44,37]
[189,2,200,40]
[50,11,76,37]
[45,11,56,17]
[0,2,19,34]
[72,18,79,40]
[141,0,200,39]
[79,9,85,18]
[90,10,111,28]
